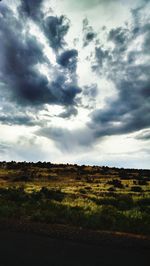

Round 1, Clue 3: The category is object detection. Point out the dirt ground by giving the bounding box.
[0,229,150,266]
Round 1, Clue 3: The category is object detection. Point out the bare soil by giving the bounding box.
[0,220,150,266]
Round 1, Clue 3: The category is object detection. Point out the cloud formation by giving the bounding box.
[57,49,78,72]
[37,126,94,152]
[82,18,96,47]
[135,130,150,141]
[90,1,150,139]
[0,2,81,110]
[43,15,70,52]
[19,0,43,20]
[0,0,149,167]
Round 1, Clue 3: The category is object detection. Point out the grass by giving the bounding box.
[0,162,150,235]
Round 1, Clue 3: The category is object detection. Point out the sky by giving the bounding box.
[0,0,150,168]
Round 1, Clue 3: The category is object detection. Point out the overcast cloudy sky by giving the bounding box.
[0,0,150,168]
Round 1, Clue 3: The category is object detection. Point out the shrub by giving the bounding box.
[131,186,143,193]
[138,180,148,186]
[108,186,116,192]
[79,188,87,194]
[13,175,30,182]
[0,187,29,202]
[37,187,66,201]
[98,205,119,229]
[117,195,134,210]
[137,197,150,206]
[107,179,124,189]
[84,186,92,190]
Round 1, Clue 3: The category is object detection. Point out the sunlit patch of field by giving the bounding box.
[0,162,150,235]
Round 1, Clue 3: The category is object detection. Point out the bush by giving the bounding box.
[137,197,150,206]
[117,195,134,210]
[79,188,87,194]
[107,179,124,189]
[108,186,116,192]
[13,175,30,182]
[98,205,119,229]
[0,187,29,202]
[131,186,143,193]
[124,209,150,235]
[34,187,66,202]
[138,180,148,186]
[84,186,92,190]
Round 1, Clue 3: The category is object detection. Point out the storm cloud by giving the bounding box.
[19,0,43,20]
[90,0,150,139]
[0,16,50,106]
[43,15,70,52]
[57,49,78,72]
[0,2,81,110]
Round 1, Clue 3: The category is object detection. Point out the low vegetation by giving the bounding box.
[0,161,150,235]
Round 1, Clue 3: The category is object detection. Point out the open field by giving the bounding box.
[0,161,150,235]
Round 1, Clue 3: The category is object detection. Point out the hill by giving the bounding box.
[0,161,150,235]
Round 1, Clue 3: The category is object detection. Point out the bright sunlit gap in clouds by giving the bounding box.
[0,0,150,168]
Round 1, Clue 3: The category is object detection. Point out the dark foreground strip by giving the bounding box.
[0,219,149,249]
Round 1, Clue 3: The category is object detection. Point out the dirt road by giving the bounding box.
[0,230,149,266]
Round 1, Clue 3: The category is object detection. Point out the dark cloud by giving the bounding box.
[92,47,111,71]
[90,65,150,138]
[57,49,78,72]
[0,109,46,126]
[0,4,81,111]
[0,5,51,106]
[135,130,150,141]
[37,126,94,152]
[0,114,34,126]
[142,25,150,54]
[82,18,96,47]
[91,26,130,73]
[0,100,47,126]
[49,74,81,105]
[108,27,129,49]
[19,0,43,20]
[84,31,96,47]
[58,106,78,118]
[19,1,70,53]
[43,15,70,52]
[90,2,150,139]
